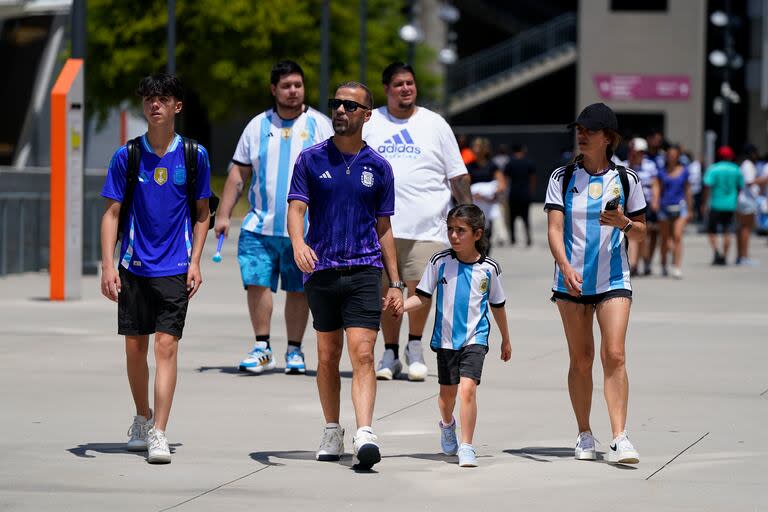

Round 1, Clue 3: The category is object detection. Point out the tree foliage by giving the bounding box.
[86,0,439,124]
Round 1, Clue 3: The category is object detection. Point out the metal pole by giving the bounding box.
[360,0,367,83]
[722,0,733,146]
[319,0,330,110]
[407,0,415,64]
[71,0,86,59]
[167,0,176,74]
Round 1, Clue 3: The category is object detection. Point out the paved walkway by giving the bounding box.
[1,210,766,511]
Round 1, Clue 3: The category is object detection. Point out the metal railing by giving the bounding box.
[0,168,105,277]
[446,12,577,95]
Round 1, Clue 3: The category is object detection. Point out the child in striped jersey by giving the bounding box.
[403,205,512,467]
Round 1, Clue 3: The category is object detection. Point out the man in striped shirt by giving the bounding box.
[215,60,333,375]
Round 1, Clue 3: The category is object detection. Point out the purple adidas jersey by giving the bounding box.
[287,138,395,275]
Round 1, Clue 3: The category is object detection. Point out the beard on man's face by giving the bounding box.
[333,116,361,136]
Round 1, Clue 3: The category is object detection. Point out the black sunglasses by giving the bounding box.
[328,98,371,112]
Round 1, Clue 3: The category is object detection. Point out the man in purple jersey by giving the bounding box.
[287,81,403,470]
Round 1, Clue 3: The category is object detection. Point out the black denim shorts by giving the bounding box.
[118,267,189,339]
[304,266,382,332]
[436,344,489,385]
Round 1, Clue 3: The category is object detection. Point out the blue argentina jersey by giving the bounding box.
[101,134,212,277]
[544,163,647,295]
[232,106,333,237]
[416,250,507,351]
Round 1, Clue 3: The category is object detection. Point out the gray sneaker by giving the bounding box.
[375,349,402,380]
[404,340,428,381]
[126,410,153,451]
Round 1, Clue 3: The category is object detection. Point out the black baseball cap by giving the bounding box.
[567,103,618,131]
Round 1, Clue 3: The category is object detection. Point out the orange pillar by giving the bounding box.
[50,59,84,300]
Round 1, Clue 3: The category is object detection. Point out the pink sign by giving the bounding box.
[594,74,690,101]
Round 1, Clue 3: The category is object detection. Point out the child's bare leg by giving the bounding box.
[439,384,458,425]
[458,377,478,444]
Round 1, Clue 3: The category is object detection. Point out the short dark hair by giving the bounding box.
[382,62,416,86]
[136,74,184,101]
[335,81,373,109]
[271,60,304,86]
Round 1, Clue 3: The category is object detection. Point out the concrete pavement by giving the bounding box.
[1,209,766,511]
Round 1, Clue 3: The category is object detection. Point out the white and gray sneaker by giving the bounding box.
[404,340,428,381]
[574,431,596,460]
[608,431,640,464]
[353,427,381,469]
[316,424,345,462]
[375,349,402,380]
[147,427,171,464]
[126,410,153,451]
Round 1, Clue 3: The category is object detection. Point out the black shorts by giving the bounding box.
[436,344,489,385]
[707,210,735,234]
[551,289,632,306]
[118,267,189,339]
[304,266,382,332]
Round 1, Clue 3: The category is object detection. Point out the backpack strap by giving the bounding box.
[117,136,142,243]
[615,164,631,205]
[183,137,199,227]
[560,163,576,205]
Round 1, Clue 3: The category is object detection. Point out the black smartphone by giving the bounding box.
[604,196,620,211]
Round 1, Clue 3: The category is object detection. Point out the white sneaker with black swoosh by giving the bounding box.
[608,431,640,464]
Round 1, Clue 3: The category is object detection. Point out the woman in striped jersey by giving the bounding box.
[544,103,647,465]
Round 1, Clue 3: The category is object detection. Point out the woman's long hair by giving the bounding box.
[447,204,490,256]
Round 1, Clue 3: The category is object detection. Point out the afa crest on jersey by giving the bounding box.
[361,171,374,187]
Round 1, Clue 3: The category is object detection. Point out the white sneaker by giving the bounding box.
[316,424,344,462]
[671,267,683,279]
[126,410,153,451]
[375,349,402,380]
[404,340,428,381]
[608,431,640,464]
[147,427,171,464]
[574,431,596,460]
[353,427,381,469]
[238,342,276,374]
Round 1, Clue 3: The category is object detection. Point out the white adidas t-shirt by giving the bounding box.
[363,106,467,242]
[544,164,647,295]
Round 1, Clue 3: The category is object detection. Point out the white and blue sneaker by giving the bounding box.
[316,424,344,462]
[575,431,597,460]
[353,427,381,469]
[238,342,276,374]
[608,431,640,464]
[457,443,478,467]
[285,347,306,374]
[440,418,458,456]
[375,349,402,380]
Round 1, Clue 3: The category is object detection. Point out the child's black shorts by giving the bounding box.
[436,344,489,385]
[118,267,189,339]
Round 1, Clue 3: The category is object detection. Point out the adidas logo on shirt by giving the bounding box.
[319,171,332,179]
[439,277,448,284]
[377,128,421,156]
[570,186,579,193]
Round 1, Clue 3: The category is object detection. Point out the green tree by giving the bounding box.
[86,0,439,124]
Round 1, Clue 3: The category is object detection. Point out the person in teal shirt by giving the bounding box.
[703,146,743,265]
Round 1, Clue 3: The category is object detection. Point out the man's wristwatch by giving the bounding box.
[389,281,405,291]
[622,220,634,233]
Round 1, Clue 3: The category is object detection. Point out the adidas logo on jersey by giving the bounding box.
[439,277,448,285]
[377,128,421,156]
[319,171,332,179]
[570,186,578,193]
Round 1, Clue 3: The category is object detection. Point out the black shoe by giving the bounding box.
[630,267,639,277]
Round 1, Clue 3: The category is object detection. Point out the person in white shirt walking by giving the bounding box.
[363,62,472,382]
[215,60,333,375]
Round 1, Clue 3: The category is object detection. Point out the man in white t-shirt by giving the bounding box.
[215,60,333,375]
[363,62,472,382]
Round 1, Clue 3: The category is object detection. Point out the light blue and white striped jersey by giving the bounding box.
[544,163,647,295]
[232,106,333,237]
[416,250,507,351]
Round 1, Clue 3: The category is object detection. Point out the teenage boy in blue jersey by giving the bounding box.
[100,74,212,464]
[287,82,404,470]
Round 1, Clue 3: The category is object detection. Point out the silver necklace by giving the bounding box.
[339,144,363,175]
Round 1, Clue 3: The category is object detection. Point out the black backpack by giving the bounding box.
[117,136,219,241]
[560,162,630,206]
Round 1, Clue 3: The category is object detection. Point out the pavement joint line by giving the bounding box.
[528,347,565,361]
[156,466,270,511]
[760,387,768,397]
[645,432,709,481]
[376,393,438,422]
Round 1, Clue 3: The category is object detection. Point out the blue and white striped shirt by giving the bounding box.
[416,250,506,351]
[232,107,333,237]
[544,164,647,295]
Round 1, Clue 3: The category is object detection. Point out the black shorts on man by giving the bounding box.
[436,344,489,385]
[304,266,382,332]
[118,267,189,338]
[707,210,735,234]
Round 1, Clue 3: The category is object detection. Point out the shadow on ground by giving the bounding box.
[504,447,638,469]
[67,442,182,458]
[197,367,353,379]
